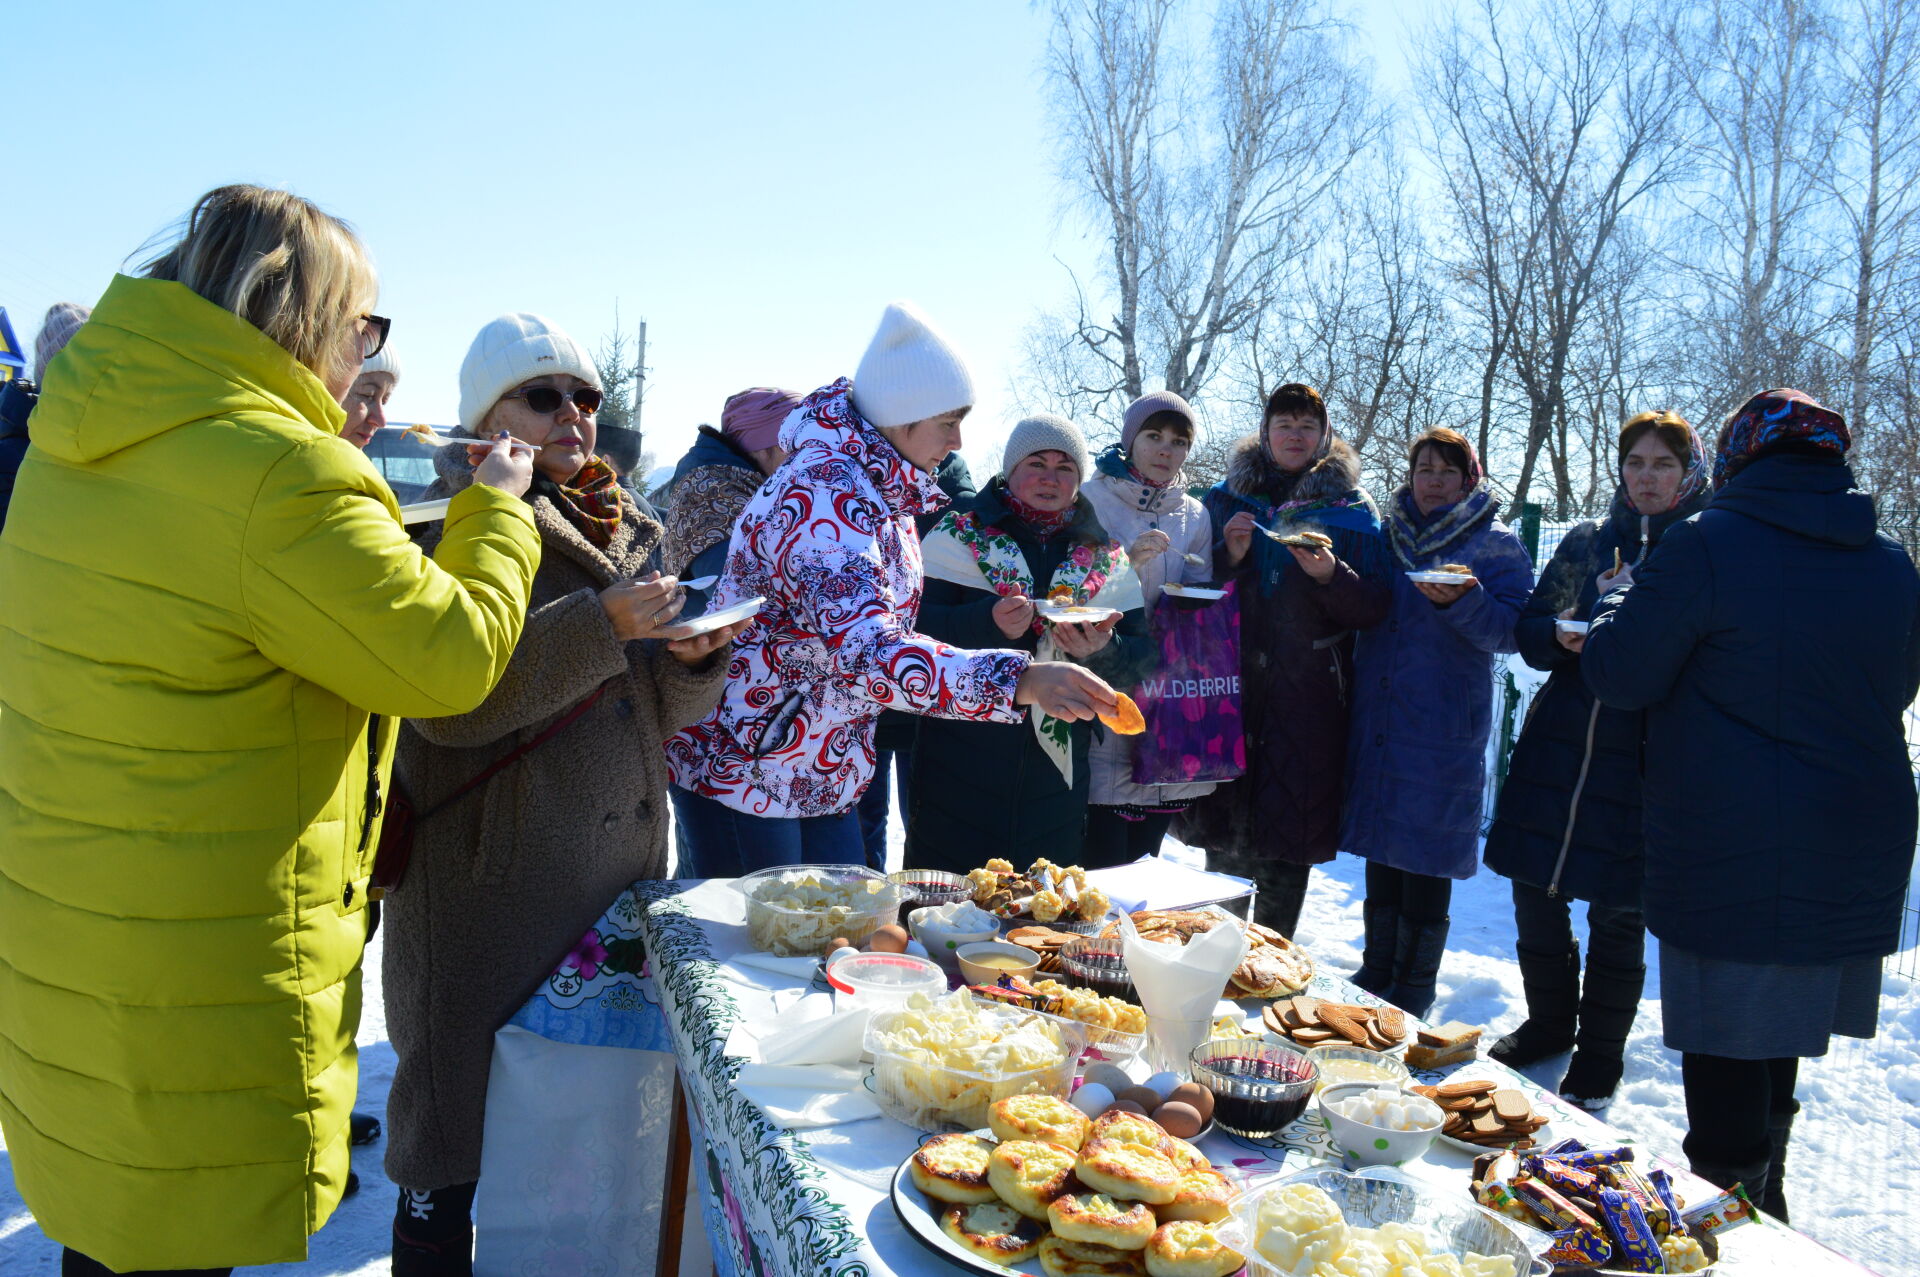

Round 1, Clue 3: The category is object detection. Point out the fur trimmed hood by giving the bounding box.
[1224,431,1371,510]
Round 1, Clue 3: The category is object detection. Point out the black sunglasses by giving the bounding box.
[504,385,603,416]
[360,314,391,360]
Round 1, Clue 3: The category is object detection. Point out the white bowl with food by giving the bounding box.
[910,902,1003,973]
[1317,1082,1445,1168]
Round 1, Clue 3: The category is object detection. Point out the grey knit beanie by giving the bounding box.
[1002,413,1091,480]
[1121,390,1196,451]
[34,302,90,383]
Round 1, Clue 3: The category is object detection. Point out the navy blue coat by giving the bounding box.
[0,379,34,535]
[907,480,1150,872]
[1583,454,1920,964]
[1341,512,1532,879]
[1482,486,1711,905]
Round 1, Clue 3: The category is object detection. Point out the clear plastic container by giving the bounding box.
[733,864,899,957]
[1306,1044,1412,1093]
[864,995,1087,1132]
[825,952,946,1013]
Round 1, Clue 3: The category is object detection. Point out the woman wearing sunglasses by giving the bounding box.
[0,186,540,1275]
[381,314,747,1269]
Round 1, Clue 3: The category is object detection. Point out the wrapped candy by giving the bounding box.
[1602,1164,1672,1236]
[1511,1176,1605,1240]
[1542,1136,1589,1157]
[1524,1153,1601,1201]
[1542,1226,1613,1267]
[1594,1188,1663,1274]
[1559,1144,1636,1170]
[1680,1183,1757,1235]
[1646,1169,1689,1238]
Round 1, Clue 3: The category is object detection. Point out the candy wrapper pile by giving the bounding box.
[1470,1139,1755,1273]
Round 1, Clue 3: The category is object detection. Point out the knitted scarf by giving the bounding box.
[536,456,624,549]
[1387,486,1500,570]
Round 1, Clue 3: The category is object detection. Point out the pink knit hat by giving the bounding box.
[1121,390,1196,451]
[722,387,803,453]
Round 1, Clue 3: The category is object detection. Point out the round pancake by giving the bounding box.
[1074,1138,1179,1205]
[987,1138,1080,1220]
[990,1093,1093,1151]
[910,1132,998,1204]
[1049,1190,1156,1250]
[1155,1168,1236,1223]
[1039,1233,1149,1276]
[939,1199,1044,1265]
[1144,1219,1243,1277]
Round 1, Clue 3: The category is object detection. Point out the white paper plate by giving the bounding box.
[1424,1071,1555,1156]
[1556,620,1589,635]
[658,596,765,640]
[1161,584,1228,601]
[398,498,452,525]
[1406,570,1476,585]
[1036,604,1120,623]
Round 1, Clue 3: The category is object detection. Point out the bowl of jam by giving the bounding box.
[1060,936,1135,1003]
[1189,1037,1318,1139]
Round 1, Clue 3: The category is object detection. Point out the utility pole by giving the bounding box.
[634,321,647,445]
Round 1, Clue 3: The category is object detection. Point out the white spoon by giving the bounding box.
[680,576,720,592]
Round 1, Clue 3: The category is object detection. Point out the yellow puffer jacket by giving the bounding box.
[0,276,540,1269]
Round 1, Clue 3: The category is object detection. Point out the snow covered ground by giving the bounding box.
[4,813,1915,1275]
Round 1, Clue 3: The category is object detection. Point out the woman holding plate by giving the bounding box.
[1483,409,1711,1111]
[1173,383,1391,939]
[1339,427,1531,1017]
[909,414,1152,872]
[1079,390,1219,868]
[384,313,746,1266]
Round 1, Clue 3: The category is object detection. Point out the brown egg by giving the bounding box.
[1167,1082,1215,1122]
[1151,1101,1205,1139]
[868,925,910,953]
[828,937,853,954]
[1116,1085,1164,1113]
[1104,1099,1149,1116]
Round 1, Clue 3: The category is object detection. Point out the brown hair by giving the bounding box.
[1407,427,1475,478]
[142,185,377,389]
[1139,408,1194,442]
[1263,382,1327,427]
[1618,409,1693,470]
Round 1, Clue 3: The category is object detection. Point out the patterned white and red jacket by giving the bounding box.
[664,379,1028,818]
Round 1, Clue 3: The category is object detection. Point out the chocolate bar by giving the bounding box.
[1646,1169,1689,1238]
[1680,1182,1757,1235]
[1594,1188,1662,1273]
[1559,1144,1635,1169]
[1604,1163,1673,1235]
[1543,1226,1614,1267]
[1511,1175,1606,1239]
[1543,1136,1590,1156]
[1525,1152,1601,1200]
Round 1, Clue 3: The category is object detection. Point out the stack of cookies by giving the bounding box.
[1261,997,1406,1051]
[1005,926,1078,974]
[1410,1080,1547,1149]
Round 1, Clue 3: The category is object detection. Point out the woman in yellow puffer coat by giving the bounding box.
[0,185,541,1275]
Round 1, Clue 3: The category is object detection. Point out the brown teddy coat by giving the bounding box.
[383,448,727,1190]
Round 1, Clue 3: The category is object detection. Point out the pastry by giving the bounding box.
[1156,1167,1236,1223]
[910,1132,998,1204]
[1038,1234,1148,1276]
[1099,692,1147,736]
[939,1200,1045,1265]
[1048,1191,1158,1250]
[990,1094,1093,1151]
[1144,1219,1244,1277]
[1088,1110,1174,1157]
[988,1138,1080,1220]
[1075,1138,1180,1205]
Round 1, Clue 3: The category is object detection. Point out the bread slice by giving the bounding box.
[1416,1019,1483,1049]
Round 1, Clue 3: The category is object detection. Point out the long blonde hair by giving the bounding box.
[142,185,378,389]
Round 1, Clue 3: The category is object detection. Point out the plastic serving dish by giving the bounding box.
[733,864,899,957]
[864,999,1087,1132]
[1307,1043,1413,1090]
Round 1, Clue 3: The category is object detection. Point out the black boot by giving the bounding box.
[1687,1153,1771,1222]
[1490,943,1579,1067]
[1255,863,1312,940]
[1558,958,1644,1111]
[1382,915,1449,1018]
[1351,899,1397,996]
[1763,1102,1796,1223]
[352,1111,383,1145]
[393,1183,477,1277]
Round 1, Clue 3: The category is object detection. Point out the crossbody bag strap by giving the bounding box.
[419,682,610,822]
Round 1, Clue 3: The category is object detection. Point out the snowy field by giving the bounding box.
[3,811,1915,1275]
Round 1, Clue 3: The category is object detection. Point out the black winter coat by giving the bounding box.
[0,379,35,535]
[1584,454,1920,964]
[907,481,1149,871]
[1483,485,1709,905]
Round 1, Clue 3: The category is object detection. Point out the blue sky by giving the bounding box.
[3,0,1420,478]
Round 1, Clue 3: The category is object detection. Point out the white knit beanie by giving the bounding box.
[458,313,600,432]
[361,343,401,382]
[850,301,974,429]
[34,302,90,383]
[1002,413,1091,481]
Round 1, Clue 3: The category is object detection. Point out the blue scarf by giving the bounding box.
[1387,486,1499,570]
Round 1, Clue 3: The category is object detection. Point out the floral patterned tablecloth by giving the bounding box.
[505,879,1872,1277]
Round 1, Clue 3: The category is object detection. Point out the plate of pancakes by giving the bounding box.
[891,1096,1249,1276]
